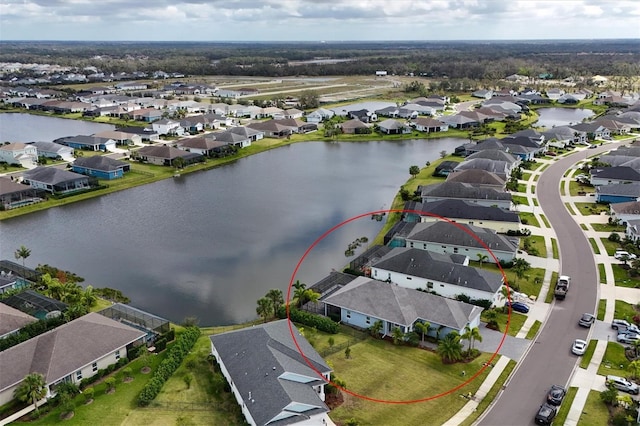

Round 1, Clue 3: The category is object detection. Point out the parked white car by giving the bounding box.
[614,250,637,260]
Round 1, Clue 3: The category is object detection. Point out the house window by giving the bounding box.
[374,270,377,277]
[92,362,98,372]
[406,277,412,280]
[440,284,445,287]
[423,244,427,249]
[468,222,473,226]
[409,242,414,248]
[76,371,83,381]
[427,282,434,289]
[366,316,371,325]
[453,248,459,253]
[115,350,120,360]
[346,311,351,319]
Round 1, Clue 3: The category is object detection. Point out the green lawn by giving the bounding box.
[475,263,545,301]
[598,299,606,321]
[545,272,559,303]
[519,212,540,228]
[525,320,541,340]
[480,310,527,337]
[578,391,611,426]
[539,214,550,228]
[554,386,578,426]
[600,238,621,256]
[516,183,527,193]
[589,238,601,254]
[512,195,530,207]
[551,238,559,259]
[580,223,588,230]
[598,264,606,283]
[592,223,625,232]
[614,300,638,323]
[597,342,630,377]
[612,264,640,288]
[569,180,595,196]
[580,340,599,369]
[532,198,539,206]
[326,337,494,425]
[520,235,547,258]
[575,202,610,216]
[564,203,576,215]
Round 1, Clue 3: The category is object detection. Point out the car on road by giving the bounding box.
[578,313,595,327]
[606,375,640,395]
[505,301,530,313]
[614,250,637,260]
[546,385,566,406]
[617,332,640,344]
[572,339,588,356]
[534,403,557,425]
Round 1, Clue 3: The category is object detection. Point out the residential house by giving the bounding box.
[595,117,633,135]
[0,177,43,210]
[557,93,581,104]
[409,117,448,133]
[283,108,304,119]
[115,126,161,143]
[54,135,117,152]
[542,126,576,148]
[370,247,504,305]
[348,109,377,123]
[590,167,640,187]
[446,169,507,190]
[136,145,203,166]
[227,126,264,143]
[439,113,480,129]
[377,119,411,134]
[399,103,436,117]
[259,106,285,119]
[92,130,143,146]
[339,119,369,134]
[595,183,640,204]
[0,143,38,169]
[465,147,520,171]
[472,89,494,99]
[306,108,335,124]
[21,167,91,194]
[207,130,255,148]
[405,199,521,233]
[610,201,640,225]
[226,104,261,118]
[626,219,640,243]
[152,119,184,136]
[210,319,332,426]
[0,312,146,406]
[570,122,611,141]
[433,160,460,177]
[246,119,300,138]
[72,156,130,180]
[131,108,163,123]
[401,221,518,264]
[545,88,565,100]
[453,158,511,180]
[176,137,232,156]
[0,303,37,338]
[417,181,513,210]
[321,277,483,339]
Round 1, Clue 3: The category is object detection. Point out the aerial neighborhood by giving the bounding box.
[3,58,640,426]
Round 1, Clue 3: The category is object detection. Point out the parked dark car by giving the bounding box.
[505,301,530,314]
[535,403,557,425]
[546,385,566,406]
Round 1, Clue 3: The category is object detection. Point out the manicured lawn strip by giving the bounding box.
[533,174,540,183]
[519,212,540,228]
[580,340,598,369]
[551,238,559,259]
[592,223,625,232]
[578,391,613,426]
[569,180,595,196]
[520,235,547,258]
[598,299,606,320]
[560,184,566,196]
[521,171,532,180]
[564,203,576,215]
[580,223,588,230]
[480,311,527,337]
[525,320,541,340]
[598,263,606,283]
[529,162,544,171]
[597,342,629,377]
[614,300,637,323]
[533,198,539,206]
[539,214,550,228]
[512,195,529,206]
[476,263,545,301]
[29,349,168,425]
[589,238,600,255]
[612,264,640,288]
[326,338,494,425]
[458,359,517,426]
[545,272,559,304]
[575,202,610,216]
[554,386,578,426]
[600,238,621,256]
[516,183,527,193]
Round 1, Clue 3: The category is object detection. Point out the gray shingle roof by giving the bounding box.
[406,221,518,253]
[322,277,483,329]
[454,158,509,177]
[210,320,330,426]
[418,181,512,202]
[597,182,640,197]
[22,167,88,185]
[407,199,520,223]
[371,247,503,293]
[0,312,146,392]
[466,148,518,164]
[446,169,506,187]
[610,201,640,215]
[592,167,640,181]
[73,156,128,171]
[0,302,37,337]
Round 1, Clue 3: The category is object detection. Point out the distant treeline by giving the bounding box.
[1,40,639,81]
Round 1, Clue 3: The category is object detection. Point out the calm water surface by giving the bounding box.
[1,137,464,325]
[535,108,594,129]
[0,113,115,142]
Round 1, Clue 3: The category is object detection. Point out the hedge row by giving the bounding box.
[277,306,339,334]
[137,326,201,406]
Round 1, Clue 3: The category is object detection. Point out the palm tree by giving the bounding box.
[628,360,640,380]
[436,332,463,363]
[512,258,531,284]
[293,280,307,308]
[392,327,404,345]
[266,289,284,317]
[414,321,431,343]
[436,325,446,341]
[476,253,489,267]
[303,289,320,305]
[14,245,31,278]
[369,320,383,338]
[465,326,482,351]
[14,373,46,411]
[461,325,473,353]
[81,285,97,308]
[256,297,273,323]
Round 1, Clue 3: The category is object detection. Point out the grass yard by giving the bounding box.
[519,212,540,228]
[532,198,539,206]
[579,340,599,369]
[480,310,527,337]
[612,264,640,288]
[589,238,601,255]
[600,238,621,256]
[545,272,559,304]
[597,342,630,377]
[615,300,638,323]
[516,183,527,193]
[475,262,545,301]
[592,223,625,232]
[580,223,588,230]
[520,235,547,258]
[326,338,495,425]
[554,386,578,426]
[598,299,606,320]
[578,391,610,426]
[525,320,541,340]
[569,180,595,196]
[512,195,529,207]
[564,203,576,215]
[599,263,606,282]
[539,214,550,228]
[551,238,559,259]
[575,202,610,216]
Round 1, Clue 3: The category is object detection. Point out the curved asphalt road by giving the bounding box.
[479,143,623,426]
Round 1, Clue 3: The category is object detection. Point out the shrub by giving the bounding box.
[83,387,94,402]
[609,233,622,242]
[276,306,339,334]
[104,377,116,392]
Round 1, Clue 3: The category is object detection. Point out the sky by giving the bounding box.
[1,0,639,42]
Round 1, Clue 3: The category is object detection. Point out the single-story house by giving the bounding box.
[439,113,480,129]
[541,126,576,148]
[53,135,117,152]
[247,119,310,138]
[321,277,483,339]
[0,312,146,407]
[29,141,75,161]
[0,177,43,210]
[570,123,611,141]
[210,319,332,426]
[0,302,37,338]
[610,201,640,225]
[21,167,91,194]
[92,130,143,146]
[446,169,506,190]
[340,118,369,134]
[131,108,163,123]
[0,143,38,169]
[472,89,494,99]
[453,158,510,181]
[418,181,513,210]
[72,156,130,180]
[115,126,161,143]
[404,199,521,233]
[377,119,411,134]
[433,160,460,177]
[306,108,334,124]
[370,247,504,305]
[409,117,448,133]
[176,137,233,157]
[590,167,640,187]
[136,145,203,166]
[596,183,640,204]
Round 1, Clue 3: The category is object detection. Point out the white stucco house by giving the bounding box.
[0,143,38,169]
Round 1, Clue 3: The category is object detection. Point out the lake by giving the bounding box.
[534,108,594,129]
[0,134,464,326]
[0,113,115,143]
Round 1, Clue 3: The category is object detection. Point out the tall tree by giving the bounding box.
[476,253,489,267]
[392,327,405,345]
[256,297,273,323]
[14,245,31,278]
[414,321,431,343]
[14,373,46,411]
[436,332,463,363]
[409,165,420,178]
[266,289,284,317]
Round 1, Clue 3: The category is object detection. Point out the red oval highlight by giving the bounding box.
[286,209,512,404]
